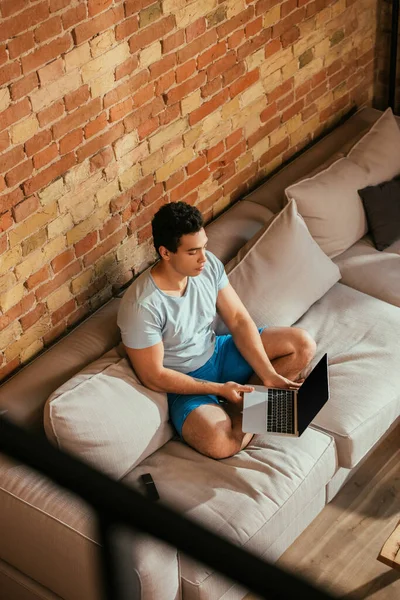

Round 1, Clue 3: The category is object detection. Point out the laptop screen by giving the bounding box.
[297,354,329,435]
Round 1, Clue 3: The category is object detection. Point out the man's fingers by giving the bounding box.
[240,385,255,392]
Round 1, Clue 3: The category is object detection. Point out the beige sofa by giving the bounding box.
[0,106,399,600]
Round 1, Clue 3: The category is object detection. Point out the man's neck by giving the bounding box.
[151,262,188,297]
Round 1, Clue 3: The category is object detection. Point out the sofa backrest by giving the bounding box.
[0,106,386,433]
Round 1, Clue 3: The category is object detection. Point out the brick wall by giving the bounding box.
[374,0,400,113]
[0,0,377,382]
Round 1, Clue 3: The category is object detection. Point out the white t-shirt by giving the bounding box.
[117,251,229,374]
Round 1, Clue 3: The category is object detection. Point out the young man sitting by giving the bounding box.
[118,202,316,459]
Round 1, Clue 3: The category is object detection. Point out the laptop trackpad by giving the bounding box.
[242,391,267,433]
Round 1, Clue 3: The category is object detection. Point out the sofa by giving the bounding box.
[0,105,399,600]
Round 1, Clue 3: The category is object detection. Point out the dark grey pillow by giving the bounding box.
[358,177,400,251]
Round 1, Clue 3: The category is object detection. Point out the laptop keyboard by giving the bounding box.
[267,389,295,434]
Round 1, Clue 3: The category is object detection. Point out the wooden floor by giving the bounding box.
[246,425,400,600]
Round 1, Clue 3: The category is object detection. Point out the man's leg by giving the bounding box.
[248,326,316,384]
[181,403,253,460]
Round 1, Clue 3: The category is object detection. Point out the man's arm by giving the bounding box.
[216,283,298,388]
[124,342,254,402]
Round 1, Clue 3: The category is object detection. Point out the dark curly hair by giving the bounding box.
[152,201,204,258]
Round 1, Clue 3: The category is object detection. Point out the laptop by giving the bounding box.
[242,353,329,436]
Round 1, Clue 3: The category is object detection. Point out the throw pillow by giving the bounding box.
[358,177,400,251]
[44,347,173,480]
[215,199,341,332]
[285,157,369,258]
[347,108,400,186]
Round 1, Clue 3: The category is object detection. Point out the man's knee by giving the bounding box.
[293,328,317,363]
[182,408,242,459]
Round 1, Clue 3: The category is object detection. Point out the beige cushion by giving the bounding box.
[216,199,341,331]
[333,234,400,308]
[347,107,400,186]
[285,157,369,258]
[294,282,400,468]
[205,200,274,265]
[44,347,173,480]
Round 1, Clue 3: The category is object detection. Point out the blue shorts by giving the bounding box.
[167,327,266,437]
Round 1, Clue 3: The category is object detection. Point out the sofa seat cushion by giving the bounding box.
[123,427,336,599]
[293,282,400,468]
[332,234,400,307]
[0,456,180,600]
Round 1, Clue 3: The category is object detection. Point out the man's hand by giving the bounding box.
[262,371,302,389]
[220,381,255,404]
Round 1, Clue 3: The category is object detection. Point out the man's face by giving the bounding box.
[161,228,208,277]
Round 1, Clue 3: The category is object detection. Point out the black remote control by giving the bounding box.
[140,473,160,501]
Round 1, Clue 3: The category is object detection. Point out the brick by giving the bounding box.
[36,261,80,302]
[155,147,194,182]
[99,214,122,240]
[140,2,162,28]
[88,0,113,17]
[64,43,91,72]
[149,118,187,152]
[90,29,116,58]
[248,115,281,147]
[0,176,5,194]
[228,29,245,49]
[198,41,226,70]
[142,182,163,206]
[186,18,206,43]
[170,168,209,202]
[20,303,47,332]
[0,234,7,256]
[162,30,185,54]
[0,130,9,153]
[0,357,20,382]
[177,30,217,65]
[208,51,237,81]
[13,196,39,223]
[137,117,159,139]
[37,58,64,86]
[81,42,130,83]
[84,226,127,267]
[77,123,124,163]
[74,5,124,45]
[222,61,246,86]
[26,266,50,290]
[124,97,164,132]
[50,0,69,11]
[53,98,102,139]
[0,88,10,113]
[35,15,63,43]
[0,145,25,173]
[90,71,115,98]
[140,41,162,67]
[62,4,88,30]
[64,85,89,112]
[272,8,306,38]
[230,68,259,97]
[268,78,293,102]
[189,89,229,126]
[11,114,39,145]
[115,55,139,81]
[58,130,82,155]
[201,77,222,98]
[5,159,33,188]
[187,155,207,176]
[0,188,24,213]
[7,31,35,59]
[115,15,139,41]
[74,231,98,257]
[24,152,76,195]
[129,15,175,52]
[51,298,76,325]
[10,72,39,101]
[155,70,175,95]
[37,100,64,128]
[90,147,114,172]
[175,59,196,84]
[0,62,21,87]
[0,46,6,66]
[281,25,300,48]
[0,211,13,232]
[2,0,30,18]
[217,7,254,39]
[110,98,133,123]
[149,54,176,80]
[51,248,75,273]
[22,228,47,256]
[245,16,263,37]
[165,72,206,105]
[85,113,108,138]
[30,70,81,112]
[0,2,49,43]
[21,33,72,74]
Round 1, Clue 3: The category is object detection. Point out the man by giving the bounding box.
[118,201,316,459]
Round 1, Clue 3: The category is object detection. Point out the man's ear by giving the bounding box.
[158,245,170,260]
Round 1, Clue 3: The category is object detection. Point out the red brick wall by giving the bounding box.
[0,0,377,381]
